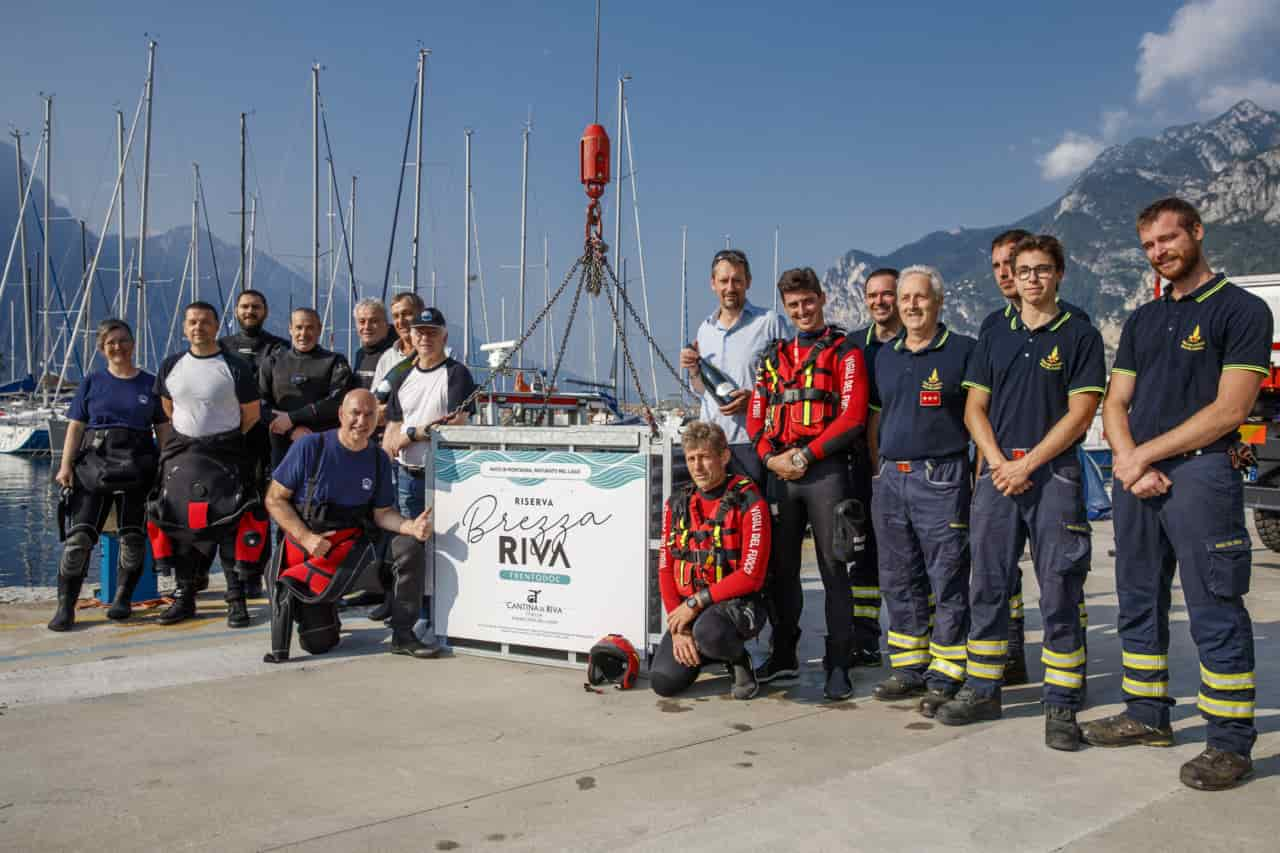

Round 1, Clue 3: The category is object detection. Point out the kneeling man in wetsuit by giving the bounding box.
[653,421,771,700]
[263,389,437,661]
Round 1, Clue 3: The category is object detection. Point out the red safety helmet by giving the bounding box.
[586,634,640,690]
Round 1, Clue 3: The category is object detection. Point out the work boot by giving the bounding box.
[1079,713,1174,748]
[47,575,85,632]
[390,630,441,659]
[226,598,251,629]
[1045,704,1081,752]
[157,585,197,625]
[824,667,854,701]
[106,570,142,621]
[918,683,960,718]
[368,590,393,622]
[872,670,927,702]
[194,568,210,592]
[1179,747,1253,791]
[850,645,883,668]
[730,654,759,701]
[936,686,1002,726]
[755,649,801,684]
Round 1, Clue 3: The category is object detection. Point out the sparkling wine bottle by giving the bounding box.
[696,353,739,406]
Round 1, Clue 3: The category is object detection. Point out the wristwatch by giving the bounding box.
[791,450,809,471]
[405,426,418,442]
[685,596,700,611]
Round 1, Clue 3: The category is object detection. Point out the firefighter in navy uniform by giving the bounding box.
[864,267,977,717]
[747,267,869,701]
[1081,198,1271,791]
[845,267,902,668]
[938,235,1105,752]
[653,421,771,699]
[979,230,1093,684]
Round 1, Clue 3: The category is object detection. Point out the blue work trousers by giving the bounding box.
[1112,452,1256,756]
[872,456,970,689]
[966,453,1091,708]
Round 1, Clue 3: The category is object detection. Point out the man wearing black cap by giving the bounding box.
[383,308,477,650]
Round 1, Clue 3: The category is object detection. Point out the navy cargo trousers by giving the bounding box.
[1112,452,1257,756]
[965,453,1091,708]
[871,455,971,689]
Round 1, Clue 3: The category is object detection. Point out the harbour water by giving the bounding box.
[0,455,71,588]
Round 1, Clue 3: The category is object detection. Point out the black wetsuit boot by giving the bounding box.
[47,575,85,632]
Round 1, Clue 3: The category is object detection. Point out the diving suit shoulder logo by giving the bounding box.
[1039,346,1063,371]
[1181,324,1206,352]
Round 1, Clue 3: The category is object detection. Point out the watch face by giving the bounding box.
[792,452,806,468]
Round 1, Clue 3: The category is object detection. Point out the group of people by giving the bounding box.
[660,196,1268,792]
[49,287,475,662]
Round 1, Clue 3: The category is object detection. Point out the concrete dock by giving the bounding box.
[1,518,1277,852]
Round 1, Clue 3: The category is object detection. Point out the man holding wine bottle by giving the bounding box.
[680,249,789,486]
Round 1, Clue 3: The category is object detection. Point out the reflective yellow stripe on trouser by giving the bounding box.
[927,641,966,683]
[1122,649,1170,700]
[966,638,1008,682]
[1042,646,1085,690]
[888,631,930,669]
[1198,664,1256,721]
[852,585,881,620]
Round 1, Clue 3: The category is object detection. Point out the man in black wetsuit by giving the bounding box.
[218,289,287,597]
[352,298,397,390]
[260,307,355,468]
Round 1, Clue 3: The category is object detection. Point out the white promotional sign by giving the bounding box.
[432,447,648,654]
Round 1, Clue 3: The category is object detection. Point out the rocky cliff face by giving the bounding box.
[823,100,1280,348]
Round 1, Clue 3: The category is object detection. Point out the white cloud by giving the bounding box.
[1100,108,1131,141]
[1197,77,1280,113]
[1039,132,1105,180]
[1136,0,1280,103]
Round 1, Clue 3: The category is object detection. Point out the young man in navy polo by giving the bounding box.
[979,229,1093,685]
[938,235,1105,751]
[1081,198,1271,791]
[864,266,977,717]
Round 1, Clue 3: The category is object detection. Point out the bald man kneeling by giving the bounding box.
[264,389,439,661]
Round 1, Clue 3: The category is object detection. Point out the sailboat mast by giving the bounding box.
[410,48,428,294]
[463,128,472,365]
[41,95,51,393]
[137,39,156,368]
[517,120,530,340]
[116,111,126,315]
[240,112,247,292]
[247,196,257,290]
[191,163,200,302]
[311,63,321,308]
[13,133,33,378]
[610,74,628,382]
[348,174,357,357]
[680,225,687,348]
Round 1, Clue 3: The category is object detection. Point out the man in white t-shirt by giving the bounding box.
[151,301,264,627]
[382,307,476,645]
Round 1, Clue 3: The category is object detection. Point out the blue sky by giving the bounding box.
[3,0,1279,376]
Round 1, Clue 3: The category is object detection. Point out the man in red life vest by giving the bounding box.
[747,267,870,701]
[654,421,771,700]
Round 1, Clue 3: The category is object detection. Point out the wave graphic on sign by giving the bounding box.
[435,449,646,489]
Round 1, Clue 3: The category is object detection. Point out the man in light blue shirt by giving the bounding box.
[680,249,790,484]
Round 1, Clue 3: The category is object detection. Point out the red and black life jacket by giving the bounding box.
[666,476,757,597]
[752,327,856,453]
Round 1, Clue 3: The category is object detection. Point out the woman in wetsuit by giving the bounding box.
[49,319,168,630]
